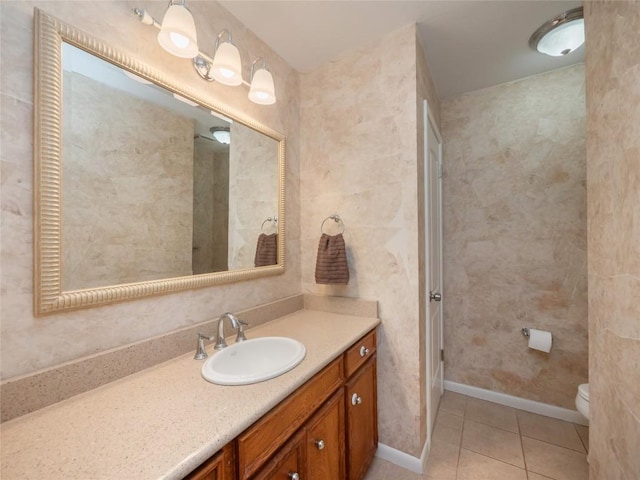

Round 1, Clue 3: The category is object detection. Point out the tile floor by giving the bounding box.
[365,391,589,480]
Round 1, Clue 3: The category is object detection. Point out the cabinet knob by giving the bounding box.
[359,346,370,357]
[351,393,362,406]
[315,439,325,450]
[288,473,299,480]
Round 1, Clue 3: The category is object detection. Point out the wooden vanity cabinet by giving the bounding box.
[185,444,235,480]
[185,328,377,480]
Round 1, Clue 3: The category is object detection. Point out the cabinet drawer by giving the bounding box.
[344,330,376,378]
[237,357,344,479]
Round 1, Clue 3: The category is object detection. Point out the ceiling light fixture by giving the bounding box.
[529,7,584,57]
[133,2,277,105]
[210,127,231,145]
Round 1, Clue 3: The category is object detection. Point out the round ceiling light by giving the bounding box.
[210,127,231,145]
[529,7,584,57]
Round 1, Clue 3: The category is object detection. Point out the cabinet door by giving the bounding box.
[306,389,345,480]
[252,431,305,480]
[186,443,235,480]
[345,356,378,480]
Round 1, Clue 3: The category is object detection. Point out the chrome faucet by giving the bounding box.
[194,333,213,360]
[214,312,249,350]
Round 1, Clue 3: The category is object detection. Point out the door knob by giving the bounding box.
[351,393,362,405]
[359,346,370,357]
[288,473,299,480]
[315,439,325,450]
[429,291,442,302]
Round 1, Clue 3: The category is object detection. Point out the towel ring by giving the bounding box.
[261,216,278,232]
[320,214,345,235]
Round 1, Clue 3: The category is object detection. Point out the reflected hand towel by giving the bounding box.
[254,233,277,267]
[315,233,349,284]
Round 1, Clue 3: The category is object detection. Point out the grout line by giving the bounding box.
[517,407,531,479]
[574,424,589,453]
[521,434,588,456]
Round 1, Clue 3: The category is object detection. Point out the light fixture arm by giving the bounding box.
[214,30,233,53]
[250,57,269,82]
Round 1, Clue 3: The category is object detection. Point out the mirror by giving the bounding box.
[34,9,285,315]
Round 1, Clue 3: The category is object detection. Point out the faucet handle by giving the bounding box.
[194,333,212,360]
[236,320,249,343]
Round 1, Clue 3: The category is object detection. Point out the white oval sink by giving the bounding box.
[201,337,306,385]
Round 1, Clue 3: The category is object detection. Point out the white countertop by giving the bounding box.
[0,310,380,479]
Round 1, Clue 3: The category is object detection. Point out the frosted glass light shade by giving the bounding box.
[537,19,585,56]
[157,4,199,59]
[248,68,276,105]
[211,42,243,86]
[212,129,231,144]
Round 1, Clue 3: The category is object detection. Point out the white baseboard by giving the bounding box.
[444,380,589,426]
[375,439,431,474]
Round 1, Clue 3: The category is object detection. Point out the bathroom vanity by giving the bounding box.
[0,309,379,480]
[189,329,377,480]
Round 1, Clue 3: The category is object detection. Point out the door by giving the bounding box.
[345,357,378,480]
[423,100,444,438]
[306,390,345,480]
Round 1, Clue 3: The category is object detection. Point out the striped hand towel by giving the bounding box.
[315,233,349,284]
[254,233,278,267]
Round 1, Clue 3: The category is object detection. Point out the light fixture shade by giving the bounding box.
[248,68,276,105]
[157,3,199,59]
[211,42,243,86]
[529,7,584,57]
[537,19,584,56]
[211,128,231,144]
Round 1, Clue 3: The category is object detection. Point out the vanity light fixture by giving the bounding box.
[529,7,584,57]
[133,2,277,105]
[210,127,231,145]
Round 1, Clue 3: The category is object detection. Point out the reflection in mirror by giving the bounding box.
[33,9,285,315]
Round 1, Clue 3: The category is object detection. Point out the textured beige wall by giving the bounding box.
[0,0,300,380]
[300,24,440,456]
[62,71,194,289]
[585,1,640,478]
[441,65,588,409]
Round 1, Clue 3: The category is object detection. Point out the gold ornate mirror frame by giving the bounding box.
[33,9,285,316]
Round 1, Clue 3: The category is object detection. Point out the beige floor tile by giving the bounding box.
[464,397,519,432]
[575,424,589,452]
[523,437,589,480]
[461,418,525,468]
[432,410,464,447]
[456,448,527,480]
[439,391,467,416]
[424,439,459,480]
[365,457,425,480]
[517,411,586,453]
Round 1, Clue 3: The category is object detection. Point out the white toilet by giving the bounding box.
[575,383,589,422]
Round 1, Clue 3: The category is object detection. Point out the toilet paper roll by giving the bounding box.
[528,329,552,353]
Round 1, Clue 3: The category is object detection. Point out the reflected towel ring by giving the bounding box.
[320,214,345,235]
[261,216,278,232]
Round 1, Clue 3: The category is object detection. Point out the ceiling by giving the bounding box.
[218,0,584,99]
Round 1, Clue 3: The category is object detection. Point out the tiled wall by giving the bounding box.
[0,0,301,380]
[300,24,441,457]
[585,1,640,478]
[441,65,588,409]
